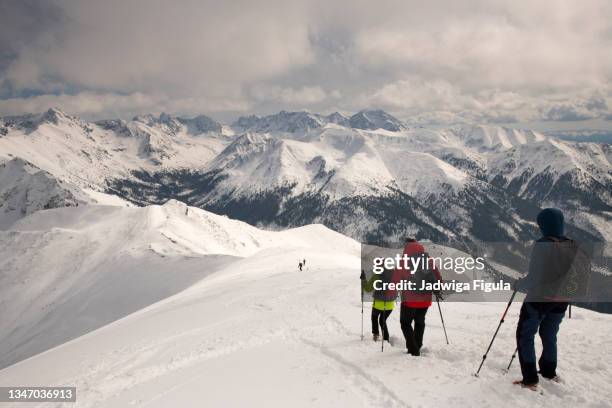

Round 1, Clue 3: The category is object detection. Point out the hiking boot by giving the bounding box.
[543,375,562,383]
[538,370,561,383]
[373,334,380,342]
[513,380,538,391]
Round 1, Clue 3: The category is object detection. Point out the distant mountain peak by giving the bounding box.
[232,109,406,133]
[326,112,349,126]
[40,107,69,125]
[232,110,325,133]
[177,114,222,134]
[0,107,77,131]
[0,157,87,229]
[349,109,405,132]
[132,113,173,126]
[132,112,221,135]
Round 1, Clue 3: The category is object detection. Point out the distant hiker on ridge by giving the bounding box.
[298,262,303,272]
[393,238,443,356]
[362,267,396,343]
[513,208,583,390]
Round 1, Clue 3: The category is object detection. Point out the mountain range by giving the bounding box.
[1,108,610,252]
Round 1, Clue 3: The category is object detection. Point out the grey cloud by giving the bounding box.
[541,106,594,122]
[540,96,610,122]
[0,0,611,125]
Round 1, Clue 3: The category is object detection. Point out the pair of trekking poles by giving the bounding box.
[475,290,574,376]
[359,278,392,352]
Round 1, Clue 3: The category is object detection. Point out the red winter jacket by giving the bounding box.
[393,241,443,309]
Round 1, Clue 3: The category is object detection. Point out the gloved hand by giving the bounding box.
[513,278,524,291]
[360,270,366,281]
[434,290,444,301]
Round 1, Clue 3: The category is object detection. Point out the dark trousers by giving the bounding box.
[400,305,428,355]
[516,302,568,384]
[371,308,392,340]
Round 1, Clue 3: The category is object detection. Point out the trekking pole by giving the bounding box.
[475,289,517,377]
[360,270,366,341]
[435,293,449,345]
[361,294,364,341]
[504,347,518,374]
[381,303,385,352]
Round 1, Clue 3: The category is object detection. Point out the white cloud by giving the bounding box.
[0,92,250,120]
[251,85,328,105]
[361,77,612,124]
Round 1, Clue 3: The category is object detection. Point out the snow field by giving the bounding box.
[0,204,610,407]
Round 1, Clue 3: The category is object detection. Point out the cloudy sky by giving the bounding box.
[1,0,611,129]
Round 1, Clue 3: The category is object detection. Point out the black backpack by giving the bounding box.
[534,237,591,301]
[409,252,437,294]
[372,268,397,302]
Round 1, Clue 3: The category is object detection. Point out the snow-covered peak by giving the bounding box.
[0,157,88,229]
[131,112,222,135]
[177,114,222,134]
[231,110,406,133]
[348,109,406,132]
[132,112,183,134]
[1,107,78,131]
[451,125,546,152]
[232,114,260,130]
[38,107,71,125]
[210,132,271,169]
[232,111,327,133]
[326,112,350,127]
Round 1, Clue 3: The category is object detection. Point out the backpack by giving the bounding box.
[535,237,591,301]
[371,268,397,301]
[409,252,437,294]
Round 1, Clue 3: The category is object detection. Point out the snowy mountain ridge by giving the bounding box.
[0,201,358,369]
[231,109,404,133]
[0,108,610,245]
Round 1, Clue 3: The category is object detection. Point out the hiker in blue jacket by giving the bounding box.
[513,208,573,389]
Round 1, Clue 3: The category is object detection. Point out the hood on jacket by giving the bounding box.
[404,241,425,256]
[536,208,565,238]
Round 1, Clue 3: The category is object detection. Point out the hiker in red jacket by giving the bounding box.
[393,238,443,356]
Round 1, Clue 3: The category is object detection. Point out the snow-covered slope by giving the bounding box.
[451,125,546,153]
[488,138,611,198]
[0,206,609,407]
[0,201,357,369]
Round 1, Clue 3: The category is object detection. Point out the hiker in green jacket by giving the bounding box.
[362,268,396,342]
